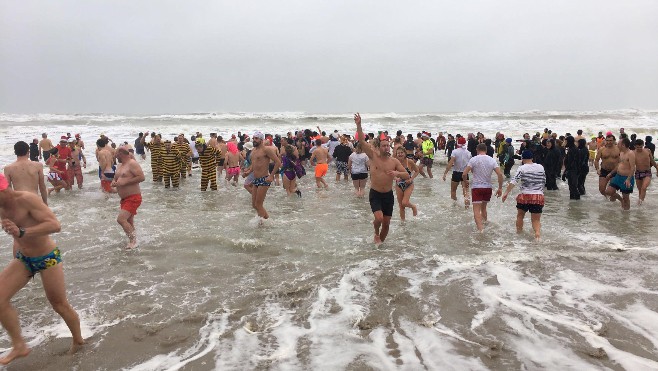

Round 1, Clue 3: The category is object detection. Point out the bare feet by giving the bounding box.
[374,235,382,247]
[0,344,31,365]
[412,205,418,216]
[69,339,85,355]
[126,238,137,250]
[464,199,471,209]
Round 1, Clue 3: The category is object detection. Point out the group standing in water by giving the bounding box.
[1,114,658,364]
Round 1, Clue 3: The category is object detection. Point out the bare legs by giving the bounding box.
[637,177,650,205]
[395,185,417,221]
[0,261,83,366]
[117,209,136,249]
[372,211,391,245]
[252,185,270,219]
[472,202,488,232]
[352,179,367,197]
[515,209,541,240]
[604,186,630,210]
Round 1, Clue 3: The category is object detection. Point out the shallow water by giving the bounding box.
[1,111,658,370]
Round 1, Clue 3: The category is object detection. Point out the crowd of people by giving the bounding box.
[1,114,657,364]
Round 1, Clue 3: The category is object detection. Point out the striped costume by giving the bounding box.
[198,146,219,191]
[161,148,182,188]
[144,141,164,182]
[172,142,191,178]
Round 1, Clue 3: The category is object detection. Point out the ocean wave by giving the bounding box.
[2,109,656,124]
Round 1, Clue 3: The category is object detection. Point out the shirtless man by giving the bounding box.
[355,113,409,246]
[38,133,54,162]
[587,137,598,166]
[111,146,145,249]
[249,131,281,220]
[605,137,636,210]
[216,136,228,180]
[68,139,86,189]
[633,139,658,205]
[4,141,48,204]
[310,139,330,189]
[0,174,84,365]
[594,135,620,197]
[97,138,116,193]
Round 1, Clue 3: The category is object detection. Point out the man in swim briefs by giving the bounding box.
[0,173,84,365]
[249,131,281,220]
[97,138,116,193]
[594,134,620,197]
[112,146,145,249]
[604,137,636,211]
[355,113,409,246]
[310,139,330,189]
[633,139,658,205]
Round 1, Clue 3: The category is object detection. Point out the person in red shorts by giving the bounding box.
[55,136,72,190]
[111,146,145,249]
[462,143,504,232]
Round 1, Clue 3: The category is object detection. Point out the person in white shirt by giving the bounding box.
[462,143,504,232]
[502,150,546,240]
[443,136,472,207]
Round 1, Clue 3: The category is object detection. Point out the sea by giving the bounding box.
[1,110,658,370]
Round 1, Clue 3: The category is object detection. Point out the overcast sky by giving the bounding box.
[1,0,657,114]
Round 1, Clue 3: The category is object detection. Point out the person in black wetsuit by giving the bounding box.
[564,136,581,200]
[542,139,560,190]
[576,138,590,195]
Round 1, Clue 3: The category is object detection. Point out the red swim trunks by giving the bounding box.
[120,194,142,215]
[101,180,112,193]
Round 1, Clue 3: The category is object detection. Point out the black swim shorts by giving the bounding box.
[369,189,394,217]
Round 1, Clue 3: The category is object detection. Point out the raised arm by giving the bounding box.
[354,113,374,159]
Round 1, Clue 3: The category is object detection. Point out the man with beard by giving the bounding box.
[355,113,409,246]
[111,146,145,249]
[249,131,281,221]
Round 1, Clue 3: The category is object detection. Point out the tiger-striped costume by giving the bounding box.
[198,146,219,191]
[172,141,191,179]
[144,141,164,182]
[161,147,182,188]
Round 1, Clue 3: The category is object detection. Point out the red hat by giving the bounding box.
[457,137,466,146]
[60,136,68,141]
[75,133,81,138]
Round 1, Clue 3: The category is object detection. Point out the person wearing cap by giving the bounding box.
[195,139,220,191]
[462,143,504,232]
[502,149,546,240]
[249,131,281,220]
[419,132,435,179]
[140,132,164,182]
[38,133,54,162]
[0,173,85,365]
[4,141,48,204]
[54,136,73,190]
[67,138,86,189]
[354,113,410,246]
[443,136,472,207]
[112,146,145,249]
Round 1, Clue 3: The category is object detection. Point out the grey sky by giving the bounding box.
[1,0,657,114]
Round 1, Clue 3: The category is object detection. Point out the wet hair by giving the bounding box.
[620,137,631,148]
[396,130,403,136]
[476,143,487,152]
[96,138,108,148]
[315,139,322,146]
[396,146,406,156]
[50,147,59,155]
[14,141,29,156]
[577,129,583,135]
[284,144,297,160]
[635,139,644,147]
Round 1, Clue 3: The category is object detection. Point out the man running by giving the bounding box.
[462,143,504,232]
[604,137,636,210]
[4,141,48,204]
[0,174,84,365]
[633,139,657,205]
[594,134,620,197]
[249,131,281,220]
[355,113,409,246]
[112,146,145,249]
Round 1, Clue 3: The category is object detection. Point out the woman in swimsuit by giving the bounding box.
[394,147,419,220]
[45,148,67,194]
[281,144,302,197]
